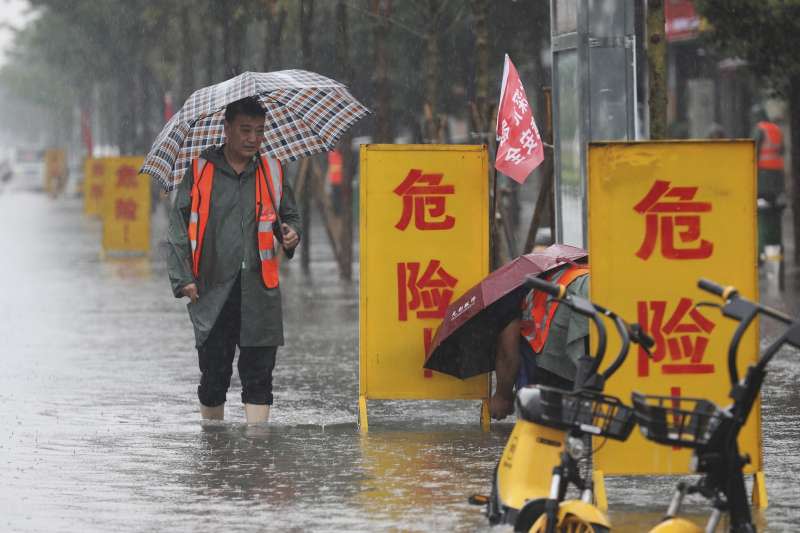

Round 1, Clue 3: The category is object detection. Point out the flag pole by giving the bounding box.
[490,161,498,269]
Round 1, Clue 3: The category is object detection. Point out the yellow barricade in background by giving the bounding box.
[44,148,66,196]
[359,145,490,431]
[587,141,764,501]
[101,156,149,255]
[83,157,108,216]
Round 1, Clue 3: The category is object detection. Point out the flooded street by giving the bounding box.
[2,190,800,531]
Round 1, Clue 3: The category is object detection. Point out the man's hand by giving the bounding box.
[281,223,299,251]
[181,283,199,304]
[489,392,515,420]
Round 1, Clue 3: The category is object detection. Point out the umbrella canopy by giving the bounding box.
[423,244,588,379]
[141,70,370,190]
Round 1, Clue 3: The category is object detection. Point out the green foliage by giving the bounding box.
[695,0,800,93]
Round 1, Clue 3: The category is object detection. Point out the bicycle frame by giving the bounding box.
[485,275,650,531]
[645,279,800,532]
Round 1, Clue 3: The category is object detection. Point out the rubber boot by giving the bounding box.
[244,403,270,424]
[200,403,224,420]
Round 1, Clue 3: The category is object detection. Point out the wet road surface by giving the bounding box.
[1,190,799,531]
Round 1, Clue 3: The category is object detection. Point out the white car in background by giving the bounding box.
[10,147,45,190]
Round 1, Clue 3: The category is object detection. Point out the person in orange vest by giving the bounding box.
[489,263,590,420]
[165,97,301,424]
[753,105,785,201]
[327,149,343,214]
[751,105,786,258]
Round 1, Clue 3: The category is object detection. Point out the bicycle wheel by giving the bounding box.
[528,513,609,533]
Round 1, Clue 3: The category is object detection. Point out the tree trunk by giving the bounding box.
[370,0,393,143]
[265,0,288,70]
[471,0,490,137]
[470,0,498,265]
[790,76,800,262]
[336,0,354,280]
[205,1,217,84]
[423,0,441,143]
[179,3,195,102]
[299,0,314,273]
[647,0,667,139]
[221,4,244,77]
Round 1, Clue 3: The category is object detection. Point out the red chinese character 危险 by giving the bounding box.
[397,260,458,321]
[634,180,713,260]
[637,298,716,377]
[92,162,105,178]
[394,169,455,231]
[115,199,138,221]
[116,165,138,188]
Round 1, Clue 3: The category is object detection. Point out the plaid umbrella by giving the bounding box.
[141,70,370,190]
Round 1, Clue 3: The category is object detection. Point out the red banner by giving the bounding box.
[495,54,544,184]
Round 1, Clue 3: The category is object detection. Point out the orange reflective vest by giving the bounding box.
[188,155,283,289]
[327,150,343,185]
[757,121,784,171]
[520,264,590,353]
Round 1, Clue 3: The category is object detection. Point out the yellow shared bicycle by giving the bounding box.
[472,275,654,532]
[633,278,800,533]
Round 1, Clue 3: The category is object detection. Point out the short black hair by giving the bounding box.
[224,97,265,123]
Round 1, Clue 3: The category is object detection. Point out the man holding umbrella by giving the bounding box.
[165,96,301,424]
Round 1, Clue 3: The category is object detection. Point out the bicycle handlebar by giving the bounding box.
[524,274,565,299]
[696,278,799,385]
[698,278,738,300]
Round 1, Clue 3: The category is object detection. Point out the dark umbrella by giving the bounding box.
[423,244,588,379]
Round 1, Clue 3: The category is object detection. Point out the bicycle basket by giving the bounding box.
[516,385,636,441]
[631,392,727,448]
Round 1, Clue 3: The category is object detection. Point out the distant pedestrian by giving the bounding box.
[165,97,301,424]
[751,105,786,259]
[752,105,785,202]
[327,149,343,215]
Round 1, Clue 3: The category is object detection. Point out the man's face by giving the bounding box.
[224,113,265,160]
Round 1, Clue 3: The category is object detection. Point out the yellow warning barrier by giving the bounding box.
[358,145,490,431]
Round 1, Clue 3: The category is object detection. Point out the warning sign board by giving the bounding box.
[359,145,490,429]
[588,140,760,475]
[101,156,149,254]
[83,158,108,216]
[44,149,66,196]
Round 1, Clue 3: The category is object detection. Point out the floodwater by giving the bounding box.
[1,189,799,532]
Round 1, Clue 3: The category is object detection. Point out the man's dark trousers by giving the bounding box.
[197,274,276,407]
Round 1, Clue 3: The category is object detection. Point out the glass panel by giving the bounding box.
[555,50,583,247]
[554,0,578,34]
[588,0,624,37]
[589,47,629,141]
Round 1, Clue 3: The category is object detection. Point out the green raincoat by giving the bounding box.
[533,271,590,381]
[165,146,301,348]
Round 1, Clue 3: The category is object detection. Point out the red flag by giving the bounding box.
[495,54,544,184]
[80,107,93,157]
